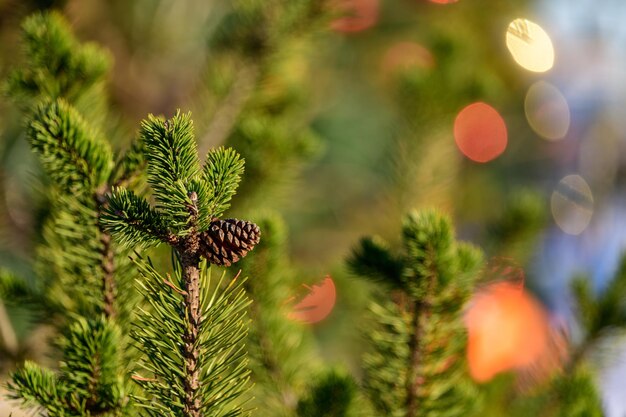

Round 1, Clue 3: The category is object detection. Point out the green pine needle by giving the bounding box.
[7,11,110,103]
[347,236,404,289]
[203,147,245,218]
[130,256,251,417]
[28,99,114,194]
[102,187,168,248]
[141,111,202,233]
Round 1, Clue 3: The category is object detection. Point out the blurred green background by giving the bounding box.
[2,0,626,415]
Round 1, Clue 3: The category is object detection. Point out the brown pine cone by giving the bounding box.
[199,218,261,266]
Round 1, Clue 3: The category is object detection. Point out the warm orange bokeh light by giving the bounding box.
[454,102,508,163]
[428,0,459,3]
[288,276,337,324]
[382,41,435,77]
[465,282,552,382]
[330,0,379,33]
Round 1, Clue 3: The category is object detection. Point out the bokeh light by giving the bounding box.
[330,0,379,33]
[506,18,555,73]
[525,81,570,140]
[454,102,508,163]
[381,41,435,77]
[465,281,552,382]
[551,175,594,235]
[288,276,336,324]
[428,0,459,4]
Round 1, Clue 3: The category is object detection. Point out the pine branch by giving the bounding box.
[141,111,202,233]
[353,210,482,417]
[102,187,173,248]
[131,258,251,417]
[105,110,257,416]
[348,236,404,288]
[203,147,245,218]
[9,317,128,416]
[9,362,63,415]
[28,99,114,194]
[6,11,111,104]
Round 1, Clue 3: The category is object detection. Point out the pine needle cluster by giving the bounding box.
[349,210,483,417]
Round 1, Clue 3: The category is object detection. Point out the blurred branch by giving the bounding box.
[198,63,260,159]
[0,299,18,356]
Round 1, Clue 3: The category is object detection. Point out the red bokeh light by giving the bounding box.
[428,0,459,3]
[454,102,508,163]
[288,276,337,324]
[330,0,379,33]
[381,41,435,77]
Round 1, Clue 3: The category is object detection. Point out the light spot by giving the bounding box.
[381,41,435,77]
[465,282,553,382]
[506,18,555,73]
[525,81,570,140]
[288,276,336,324]
[330,0,379,33]
[454,102,508,163]
[551,175,594,235]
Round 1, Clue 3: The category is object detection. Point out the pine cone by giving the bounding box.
[199,218,261,266]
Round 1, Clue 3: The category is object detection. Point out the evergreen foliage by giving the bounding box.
[103,110,258,417]
[6,11,111,104]
[131,258,250,417]
[29,99,114,194]
[9,317,128,417]
[2,4,622,417]
[296,369,357,417]
[5,11,140,416]
[349,210,483,417]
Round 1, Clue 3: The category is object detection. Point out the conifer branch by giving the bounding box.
[141,112,201,232]
[203,147,245,218]
[102,187,173,248]
[353,210,482,417]
[28,99,114,194]
[7,11,111,103]
[105,111,255,416]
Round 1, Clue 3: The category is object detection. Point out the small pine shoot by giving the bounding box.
[349,210,483,417]
[103,110,260,417]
